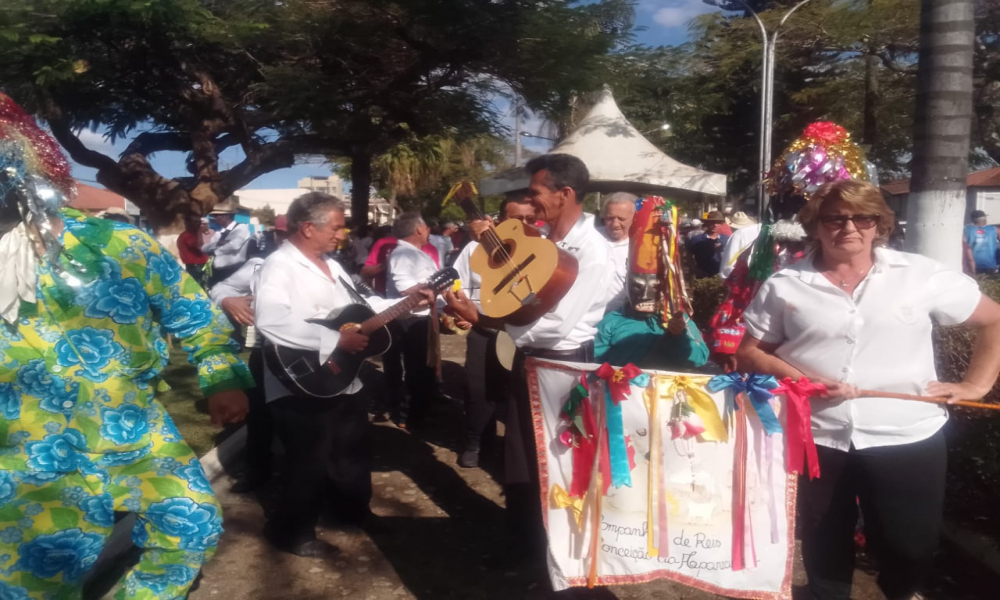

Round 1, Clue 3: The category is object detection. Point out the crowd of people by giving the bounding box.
[3,88,1000,600]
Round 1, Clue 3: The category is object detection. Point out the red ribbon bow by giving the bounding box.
[595,363,642,404]
[772,377,827,480]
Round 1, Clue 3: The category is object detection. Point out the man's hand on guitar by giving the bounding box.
[443,289,479,325]
[402,284,436,308]
[221,295,255,326]
[469,217,494,242]
[337,327,369,354]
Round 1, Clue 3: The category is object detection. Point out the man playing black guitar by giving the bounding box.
[445,154,616,567]
[255,193,433,557]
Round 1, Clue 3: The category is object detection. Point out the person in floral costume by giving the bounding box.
[0,93,251,599]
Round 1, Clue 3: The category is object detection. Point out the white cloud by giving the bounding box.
[649,0,721,29]
[76,128,118,153]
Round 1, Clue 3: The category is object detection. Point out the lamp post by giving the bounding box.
[711,0,814,217]
[519,131,557,142]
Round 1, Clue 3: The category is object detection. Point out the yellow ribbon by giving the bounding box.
[550,484,585,529]
[650,374,728,442]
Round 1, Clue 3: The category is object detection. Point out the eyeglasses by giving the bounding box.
[818,214,880,230]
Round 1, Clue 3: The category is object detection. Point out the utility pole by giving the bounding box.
[514,98,523,167]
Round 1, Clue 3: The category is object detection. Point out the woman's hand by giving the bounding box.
[926,381,991,404]
[812,378,861,400]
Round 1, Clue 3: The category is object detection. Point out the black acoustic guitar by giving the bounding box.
[264,268,459,399]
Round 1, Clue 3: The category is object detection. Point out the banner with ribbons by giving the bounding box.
[528,359,797,598]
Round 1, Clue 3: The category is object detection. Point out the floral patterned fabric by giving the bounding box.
[0,402,221,599]
[0,209,251,598]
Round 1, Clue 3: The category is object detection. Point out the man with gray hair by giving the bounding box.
[601,192,637,312]
[387,212,439,427]
[255,194,432,556]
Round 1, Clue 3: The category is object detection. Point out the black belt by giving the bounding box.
[519,340,594,362]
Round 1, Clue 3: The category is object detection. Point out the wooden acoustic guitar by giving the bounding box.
[449,182,578,326]
[264,268,459,399]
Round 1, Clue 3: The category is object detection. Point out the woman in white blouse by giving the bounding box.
[738,180,1000,600]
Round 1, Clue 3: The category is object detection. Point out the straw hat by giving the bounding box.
[209,199,239,215]
[729,211,757,230]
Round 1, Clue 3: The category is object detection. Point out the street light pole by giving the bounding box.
[722,0,814,218]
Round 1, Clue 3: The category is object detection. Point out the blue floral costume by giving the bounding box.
[0,210,253,600]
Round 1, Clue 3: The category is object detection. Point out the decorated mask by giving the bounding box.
[626,198,666,316]
[627,272,661,313]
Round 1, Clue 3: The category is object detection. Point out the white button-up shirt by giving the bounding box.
[506,213,614,351]
[603,233,629,313]
[209,257,264,305]
[255,243,394,402]
[388,239,439,317]
[720,223,762,278]
[453,240,482,308]
[744,247,981,450]
[202,222,252,269]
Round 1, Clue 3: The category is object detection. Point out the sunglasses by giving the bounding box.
[819,214,880,230]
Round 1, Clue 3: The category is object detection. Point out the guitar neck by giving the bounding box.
[358,294,424,334]
[456,196,505,254]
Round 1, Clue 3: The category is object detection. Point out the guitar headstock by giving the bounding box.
[427,267,460,294]
[442,181,482,219]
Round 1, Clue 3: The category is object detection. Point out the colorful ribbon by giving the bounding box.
[707,372,783,435]
[550,484,584,528]
[595,364,643,489]
[654,374,727,442]
[772,376,827,479]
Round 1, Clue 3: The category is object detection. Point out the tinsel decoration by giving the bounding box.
[765,121,871,198]
[0,92,87,288]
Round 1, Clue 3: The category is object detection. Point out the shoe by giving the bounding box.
[271,538,340,558]
[230,476,267,494]
[457,449,480,468]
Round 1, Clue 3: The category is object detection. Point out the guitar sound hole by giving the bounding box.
[488,241,516,269]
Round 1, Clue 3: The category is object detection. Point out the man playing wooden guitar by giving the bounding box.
[445,154,616,566]
[255,193,434,557]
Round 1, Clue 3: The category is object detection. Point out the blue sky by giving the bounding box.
[70,0,724,192]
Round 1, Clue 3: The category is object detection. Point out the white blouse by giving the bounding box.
[744,247,981,450]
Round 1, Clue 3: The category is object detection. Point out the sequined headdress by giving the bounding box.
[0,93,76,260]
[765,121,876,199]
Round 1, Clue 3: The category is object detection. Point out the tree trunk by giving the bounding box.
[906,0,975,268]
[351,151,372,228]
[863,50,879,149]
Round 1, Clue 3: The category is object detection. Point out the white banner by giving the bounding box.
[527,359,795,599]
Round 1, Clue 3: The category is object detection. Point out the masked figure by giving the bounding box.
[0,93,251,600]
[594,197,709,369]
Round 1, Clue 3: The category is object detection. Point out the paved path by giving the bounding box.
[190,336,998,600]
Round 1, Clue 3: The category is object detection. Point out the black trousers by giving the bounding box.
[799,429,947,600]
[391,316,436,425]
[463,328,507,449]
[185,263,206,287]
[504,343,594,548]
[267,392,372,547]
[243,347,273,482]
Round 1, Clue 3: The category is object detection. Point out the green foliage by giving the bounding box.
[688,276,726,332]
[250,204,276,226]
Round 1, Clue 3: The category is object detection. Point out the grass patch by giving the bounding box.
[157,345,247,457]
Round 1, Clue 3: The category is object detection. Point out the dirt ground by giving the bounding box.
[188,335,1000,600]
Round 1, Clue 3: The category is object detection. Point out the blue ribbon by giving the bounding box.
[603,381,632,489]
[707,373,783,436]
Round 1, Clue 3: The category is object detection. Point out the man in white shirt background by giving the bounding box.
[445,154,613,566]
[718,210,761,278]
[255,194,431,557]
[429,220,457,266]
[202,199,253,288]
[387,212,440,428]
[598,192,637,312]
[451,193,535,468]
[211,215,289,494]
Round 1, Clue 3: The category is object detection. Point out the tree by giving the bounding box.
[0,0,315,231]
[907,0,976,267]
[0,0,633,230]
[258,0,634,226]
[250,204,276,226]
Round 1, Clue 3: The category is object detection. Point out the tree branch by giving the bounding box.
[219,140,296,198]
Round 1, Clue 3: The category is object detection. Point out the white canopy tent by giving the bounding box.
[481,88,727,202]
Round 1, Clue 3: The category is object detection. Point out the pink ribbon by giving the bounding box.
[772,377,827,480]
